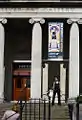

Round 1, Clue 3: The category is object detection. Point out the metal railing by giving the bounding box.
[19,90,51,120]
[19,98,51,120]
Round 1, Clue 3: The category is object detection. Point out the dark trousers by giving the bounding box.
[52,89,61,105]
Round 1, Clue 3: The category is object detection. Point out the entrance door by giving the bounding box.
[13,76,30,101]
[13,62,31,101]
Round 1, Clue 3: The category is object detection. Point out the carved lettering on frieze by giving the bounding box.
[0,8,79,13]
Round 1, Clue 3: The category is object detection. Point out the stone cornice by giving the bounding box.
[0,8,82,13]
[0,8,82,18]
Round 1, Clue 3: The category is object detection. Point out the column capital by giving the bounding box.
[67,18,82,24]
[0,18,7,24]
[29,18,45,24]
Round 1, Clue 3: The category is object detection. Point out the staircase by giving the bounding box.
[0,102,70,120]
[22,102,70,120]
[22,102,50,120]
[51,103,70,120]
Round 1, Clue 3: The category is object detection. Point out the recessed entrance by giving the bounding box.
[42,61,69,102]
[12,61,31,101]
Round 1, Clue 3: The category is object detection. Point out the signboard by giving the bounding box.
[48,22,63,60]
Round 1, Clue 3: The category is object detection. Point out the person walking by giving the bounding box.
[52,76,61,106]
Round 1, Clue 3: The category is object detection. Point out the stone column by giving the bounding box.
[67,18,80,98]
[0,18,7,102]
[43,63,48,99]
[60,64,66,102]
[29,18,45,98]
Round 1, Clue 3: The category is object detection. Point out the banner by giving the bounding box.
[48,22,63,60]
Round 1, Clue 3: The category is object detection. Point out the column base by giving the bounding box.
[0,93,4,103]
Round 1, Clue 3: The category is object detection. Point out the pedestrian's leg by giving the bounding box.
[58,89,61,105]
[52,90,56,106]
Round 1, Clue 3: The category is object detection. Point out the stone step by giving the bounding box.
[0,102,70,120]
[51,104,70,120]
[22,103,70,120]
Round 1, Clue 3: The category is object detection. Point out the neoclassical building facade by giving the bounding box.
[0,1,81,102]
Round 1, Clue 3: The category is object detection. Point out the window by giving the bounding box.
[26,79,30,88]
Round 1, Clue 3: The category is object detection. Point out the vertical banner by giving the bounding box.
[48,22,63,60]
